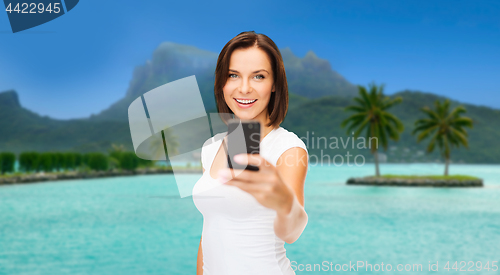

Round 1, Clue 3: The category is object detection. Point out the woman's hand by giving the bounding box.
[217,153,294,216]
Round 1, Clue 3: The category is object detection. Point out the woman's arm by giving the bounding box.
[197,236,203,275]
[197,167,205,275]
[274,147,308,244]
[218,147,309,244]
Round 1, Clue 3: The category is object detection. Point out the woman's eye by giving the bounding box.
[228,74,264,79]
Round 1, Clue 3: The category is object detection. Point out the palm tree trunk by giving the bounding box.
[444,157,449,176]
[374,150,380,177]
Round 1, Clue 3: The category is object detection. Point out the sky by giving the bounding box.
[0,0,499,120]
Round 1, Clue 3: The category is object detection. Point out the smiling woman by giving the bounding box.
[192,31,309,275]
[223,47,275,115]
[214,31,289,130]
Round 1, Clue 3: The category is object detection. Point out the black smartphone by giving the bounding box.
[226,119,261,171]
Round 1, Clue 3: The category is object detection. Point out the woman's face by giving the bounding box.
[222,46,275,125]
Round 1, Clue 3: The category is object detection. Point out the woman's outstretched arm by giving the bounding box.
[273,147,308,244]
[197,236,203,275]
[219,147,308,243]
[197,167,205,275]
[219,147,309,244]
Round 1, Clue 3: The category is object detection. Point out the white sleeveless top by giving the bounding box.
[192,126,308,275]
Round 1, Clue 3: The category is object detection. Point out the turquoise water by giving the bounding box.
[1,164,499,274]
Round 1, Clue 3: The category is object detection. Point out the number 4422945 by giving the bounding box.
[6,3,61,14]
[443,261,498,272]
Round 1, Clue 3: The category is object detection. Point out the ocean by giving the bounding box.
[1,163,499,274]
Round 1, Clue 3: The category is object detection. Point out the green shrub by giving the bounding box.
[74,153,82,167]
[38,152,54,172]
[87,152,109,171]
[137,157,154,168]
[82,153,91,166]
[63,152,76,170]
[119,152,139,170]
[0,152,16,174]
[108,151,122,169]
[19,152,40,172]
[52,152,65,172]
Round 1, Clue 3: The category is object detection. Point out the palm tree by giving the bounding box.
[341,83,404,176]
[146,127,180,160]
[108,143,126,169]
[412,99,473,176]
[110,143,125,152]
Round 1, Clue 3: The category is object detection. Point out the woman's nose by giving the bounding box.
[239,79,251,94]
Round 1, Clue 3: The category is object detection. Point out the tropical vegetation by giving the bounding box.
[340,83,405,176]
[0,144,157,176]
[412,99,474,175]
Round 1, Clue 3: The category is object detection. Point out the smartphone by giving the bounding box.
[226,119,261,171]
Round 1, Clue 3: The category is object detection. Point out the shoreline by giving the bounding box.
[346,176,483,187]
[0,167,202,186]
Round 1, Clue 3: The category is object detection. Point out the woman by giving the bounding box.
[193,31,309,275]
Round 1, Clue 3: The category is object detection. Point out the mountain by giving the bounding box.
[90,42,219,122]
[0,90,132,154]
[281,90,500,163]
[90,42,357,122]
[1,41,499,163]
[279,47,357,98]
[2,88,500,163]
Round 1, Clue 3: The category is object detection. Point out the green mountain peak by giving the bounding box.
[0,90,21,109]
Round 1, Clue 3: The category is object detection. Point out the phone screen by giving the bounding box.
[226,119,260,171]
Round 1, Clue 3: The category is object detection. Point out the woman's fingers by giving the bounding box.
[216,154,281,200]
[219,168,269,184]
[232,153,274,172]
[223,177,265,193]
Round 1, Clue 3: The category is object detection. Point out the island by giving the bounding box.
[346,175,483,187]
[0,166,202,185]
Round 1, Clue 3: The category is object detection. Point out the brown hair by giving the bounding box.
[214,31,288,128]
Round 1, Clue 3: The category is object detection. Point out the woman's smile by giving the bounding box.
[234,98,258,108]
